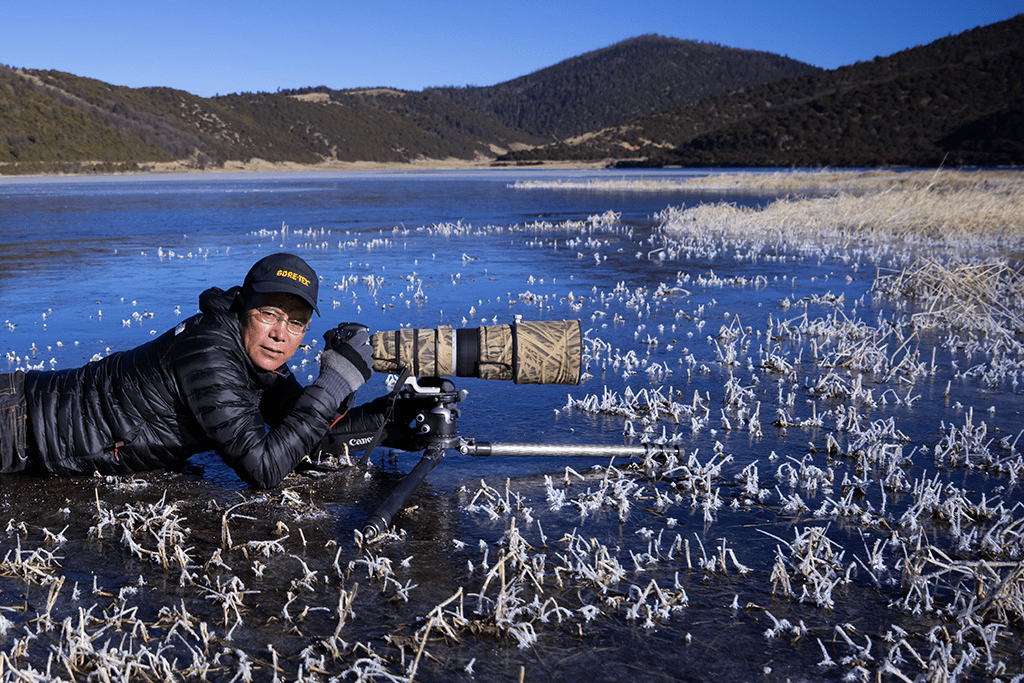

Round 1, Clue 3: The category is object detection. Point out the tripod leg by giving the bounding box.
[362,447,445,542]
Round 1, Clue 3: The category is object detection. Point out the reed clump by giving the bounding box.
[669,168,1024,193]
[875,258,1024,337]
[514,169,1024,196]
[660,171,1024,253]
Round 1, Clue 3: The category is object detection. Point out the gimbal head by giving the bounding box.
[378,377,467,454]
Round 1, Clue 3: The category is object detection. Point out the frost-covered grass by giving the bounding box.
[659,170,1024,253]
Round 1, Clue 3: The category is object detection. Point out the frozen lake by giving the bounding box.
[1,168,1021,682]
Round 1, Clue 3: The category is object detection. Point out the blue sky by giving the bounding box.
[5,1,1022,97]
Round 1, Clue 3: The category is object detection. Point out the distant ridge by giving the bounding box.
[499,15,1024,167]
[0,67,545,174]
[1,17,1021,174]
[426,35,821,140]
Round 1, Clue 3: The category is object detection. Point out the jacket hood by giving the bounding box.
[199,286,242,317]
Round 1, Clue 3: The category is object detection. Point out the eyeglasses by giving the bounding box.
[251,308,309,336]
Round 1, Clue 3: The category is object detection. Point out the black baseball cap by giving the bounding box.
[243,253,320,315]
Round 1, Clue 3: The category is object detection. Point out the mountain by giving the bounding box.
[2,17,1021,175]
[0,34,820,175]
[425,35,821,140]
[499,15,1024,167]
[0,70,546,174]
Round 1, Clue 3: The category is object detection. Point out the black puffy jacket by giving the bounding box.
[24,286,344,488]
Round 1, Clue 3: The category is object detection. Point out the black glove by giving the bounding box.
[314,323,373,405]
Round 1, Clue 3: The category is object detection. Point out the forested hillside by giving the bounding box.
[426,35,821,140]
[2,16,1021,174]
[499,15,1024,167]
[0,34,821,174]
[0,70,543,174]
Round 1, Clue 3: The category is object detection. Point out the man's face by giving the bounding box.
[240,292,313,372]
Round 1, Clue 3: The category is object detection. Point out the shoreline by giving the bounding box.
[170,157,614,174]
[4,157,1020,186]
[0,156,614,180]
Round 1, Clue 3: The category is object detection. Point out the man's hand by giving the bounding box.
[315,323,373,406]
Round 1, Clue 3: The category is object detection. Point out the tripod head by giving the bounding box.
[384,376,468,453]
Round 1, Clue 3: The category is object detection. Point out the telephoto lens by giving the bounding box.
[370,319,581,385]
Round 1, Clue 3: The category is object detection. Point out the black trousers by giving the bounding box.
[0,371,29,473]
